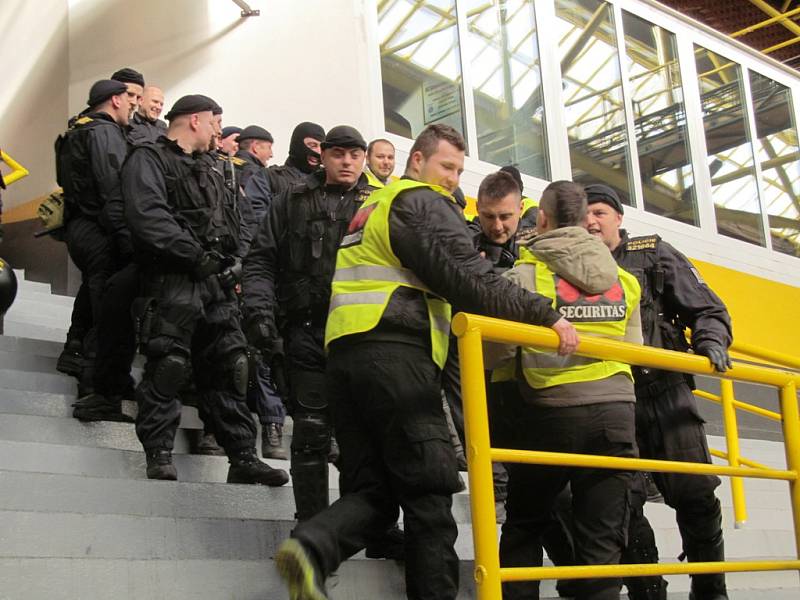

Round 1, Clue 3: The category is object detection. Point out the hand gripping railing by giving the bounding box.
[452,312,800,600]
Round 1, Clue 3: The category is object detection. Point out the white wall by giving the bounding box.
[0,0,69,211]
[67,0,377,164]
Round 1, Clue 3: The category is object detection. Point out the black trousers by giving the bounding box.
[66,282,92,344]
[134,270,256,453]
[93,262,138,396]
[633,380,724,595]
[293,340,462,600]
[500,401,636,600]
[65,217,115,355]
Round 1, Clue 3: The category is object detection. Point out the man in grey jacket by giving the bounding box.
[486,181,642,600]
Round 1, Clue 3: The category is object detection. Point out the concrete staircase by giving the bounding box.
[0,270,798,599]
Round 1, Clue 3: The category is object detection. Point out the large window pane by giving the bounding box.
[694,46,765,246]
[464,0,548,179]
[622,12,697,226]
[379,0,468,142]
[556,0,634,206]
[749,71,800,257]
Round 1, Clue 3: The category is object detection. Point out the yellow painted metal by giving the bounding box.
[501,560,800,582]
[721,379,748,527]
[731,341,800,370]
[451,312,800,597]
[0,150,29,186]
[779,381,800,564]
[457,326,501,600]
[489,448,794,481]
[694,389,782,422]
[731,6,800,38]
[747,0,800,38]
[710,449,772,472]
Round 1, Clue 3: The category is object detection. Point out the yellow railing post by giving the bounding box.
[779,380,800,584]
[720,379,747,527]
[455,321,501,600]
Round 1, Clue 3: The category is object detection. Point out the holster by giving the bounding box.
[131,297,156,351]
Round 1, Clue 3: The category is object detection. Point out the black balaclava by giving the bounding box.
[287,121,325,173]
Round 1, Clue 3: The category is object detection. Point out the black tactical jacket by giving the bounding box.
[127,112,167,145]
[266,160,310,200]
[242,170,375,327]
[122,137,241,272]
[467,219,518,274]
[55,111,129,231]
[612,229,732,388]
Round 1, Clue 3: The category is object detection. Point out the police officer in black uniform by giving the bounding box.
[585,184,732,600]
[55,79,136,411]
[121,94,289,485]
[128,85,167,145]
[266,121,325,198]
[242,125,376,519]
[233,125,275,240]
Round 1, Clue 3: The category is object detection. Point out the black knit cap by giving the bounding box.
[221,126,242,139]
[585,183,624,215]
[111,67,145,87]
[500,165,524,195]
[238,125,274,143]
[320,125,366,151]
[86,79,128,107]
[164,95,222,121]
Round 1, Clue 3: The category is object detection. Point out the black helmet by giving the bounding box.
[0,257,18,316]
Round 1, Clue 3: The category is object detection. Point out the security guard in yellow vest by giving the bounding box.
[485,181,642,600]
[274,125,579,600]
[364,137,395,187]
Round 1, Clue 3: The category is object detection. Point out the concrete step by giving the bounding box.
[0,335,65,357]
[2,321,68,342]
[10,287,76,308]
[6,299,74,322]
[0,348,59,373]
[0,367,76,395]
[12,270,51,294]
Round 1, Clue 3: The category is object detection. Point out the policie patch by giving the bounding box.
[554,275,626,322]
[340,203,377,248]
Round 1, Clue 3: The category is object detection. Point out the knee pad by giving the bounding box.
[291,413,330,454]
[152,353,190,398]
[228,351,249,396]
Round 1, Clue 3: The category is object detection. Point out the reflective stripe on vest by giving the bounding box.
[516,246,641,389]
[522,197,538,215]
[325,178,455,368]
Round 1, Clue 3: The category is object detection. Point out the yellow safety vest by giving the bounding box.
[325,179,455,369]
[522,197,538,214]
[364,168,385,189]
[516,245,641,389]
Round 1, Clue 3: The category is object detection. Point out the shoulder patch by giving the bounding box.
[230,156,246,166]
[626,235,659,252]
[74,116,94,126]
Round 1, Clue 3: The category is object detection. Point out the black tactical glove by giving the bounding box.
[695,341,732,373]
[191,251,226,281]
[218,257,242,289]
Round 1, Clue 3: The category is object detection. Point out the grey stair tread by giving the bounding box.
[1,322,68,342]
[8,288,76,307]
[0,349,59,372]
[0,335,65,357]
[0,368,76,394]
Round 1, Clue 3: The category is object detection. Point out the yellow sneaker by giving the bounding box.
[275,538,328,600]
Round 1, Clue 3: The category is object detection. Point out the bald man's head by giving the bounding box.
[139,86,165,122]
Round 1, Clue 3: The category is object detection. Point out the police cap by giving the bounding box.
[165,95,223,121]
[238,125,274,143]
[585,183,624,215]
[111,67,145,87]
[221,126,242,139]
[321,125,366,151]
[87,79,129,108]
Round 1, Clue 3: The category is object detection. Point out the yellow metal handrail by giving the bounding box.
[0,149,29,186]
[452,312,800,600]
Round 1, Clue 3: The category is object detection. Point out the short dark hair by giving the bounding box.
[477,171,522,205]
[540,180,587,227]
[367,138,394,156]
[405,124,466,170]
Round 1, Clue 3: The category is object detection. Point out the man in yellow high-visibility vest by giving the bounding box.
[274,124,579,600]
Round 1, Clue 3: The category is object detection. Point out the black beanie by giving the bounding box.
[500,165,524,195]
[86,79,128,108]
[111,67,145,88]
[288,121,325,173]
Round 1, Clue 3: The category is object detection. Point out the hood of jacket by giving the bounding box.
[522,226,618,294]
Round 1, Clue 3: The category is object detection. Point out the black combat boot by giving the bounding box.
[72,393,134,423]
[227,449,289,486]
[57,337,84,378]
[193,430,226,456]
[365,524,405,560]
[146,449,177,480]
[687,535,728,600]
[262,422,288,460]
